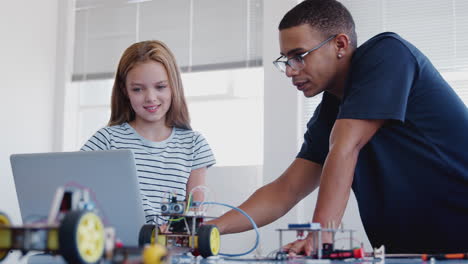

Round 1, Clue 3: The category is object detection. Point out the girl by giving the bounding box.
[81,40,216,224]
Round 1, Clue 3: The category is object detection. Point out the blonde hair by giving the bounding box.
[108,40,191,130]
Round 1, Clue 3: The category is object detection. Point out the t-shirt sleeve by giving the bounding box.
[80,128,111,151]
[338,37,417,122]
[191,132,216,170]
[297,92,339,165]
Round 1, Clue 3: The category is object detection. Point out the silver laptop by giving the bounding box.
[10,150,145,247]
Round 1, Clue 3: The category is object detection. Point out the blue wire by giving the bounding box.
[202,202,260,257]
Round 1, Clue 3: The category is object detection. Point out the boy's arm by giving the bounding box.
[286,118,384,256]
[208,158,322,234]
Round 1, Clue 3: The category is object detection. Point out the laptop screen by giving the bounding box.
[10,150,145,246]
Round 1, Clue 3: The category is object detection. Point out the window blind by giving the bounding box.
[73,0,263,81]
[300,0,468,144]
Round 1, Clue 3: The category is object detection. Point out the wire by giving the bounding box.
[189,185,212,214]
[167,193,193,222]
[201,202,259,257]
[185,194,193,213]
[163,190,172,202]
[266,248,281,258]
[167,184,209,223]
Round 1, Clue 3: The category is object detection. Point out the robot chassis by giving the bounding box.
[0,187,167,264]
[275,222,365,260]
[138,196,220,259]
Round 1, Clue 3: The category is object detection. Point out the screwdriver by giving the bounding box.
[421,253,467,261]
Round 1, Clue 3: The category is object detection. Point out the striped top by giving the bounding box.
[81,122,216,224]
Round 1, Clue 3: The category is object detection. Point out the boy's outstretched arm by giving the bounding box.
[286,118,384,256]
[208,158,322,234]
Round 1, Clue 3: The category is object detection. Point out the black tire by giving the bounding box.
[0,212,11,261]
[139,224,156,247]
[59,211,105,264]
[197,225,220,258]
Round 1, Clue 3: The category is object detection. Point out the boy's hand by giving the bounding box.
[282,234,315,256]
[282,232,332,256]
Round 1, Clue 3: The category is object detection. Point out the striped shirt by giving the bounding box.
[81,122,216,224]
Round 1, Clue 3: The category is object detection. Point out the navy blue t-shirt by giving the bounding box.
[297,32,468,253]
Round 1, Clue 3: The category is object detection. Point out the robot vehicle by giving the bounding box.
[0,187,107,264]
[138,196,220,258]
[0,186,171,264]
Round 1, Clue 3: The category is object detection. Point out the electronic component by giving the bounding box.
[160,196,185,215]
[277,222,363,260]
[288,222,321,229]
[171,203,184,214]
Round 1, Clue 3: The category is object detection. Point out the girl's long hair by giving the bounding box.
[108,40,191,130]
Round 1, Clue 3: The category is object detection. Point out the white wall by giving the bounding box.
[261,0,303,253]
[0,0,59,262]
[205,166,262,255]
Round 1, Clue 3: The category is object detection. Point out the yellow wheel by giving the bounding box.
[59,211,105,264]
[0,212,11,261]
[197,225,220,258]
[142,244,168,264]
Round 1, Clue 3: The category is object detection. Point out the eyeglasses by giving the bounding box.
[273,35,337,73]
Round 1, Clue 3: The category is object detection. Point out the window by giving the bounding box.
[299,0,468,146]
[65,0,264,167]
[72,68,263,166]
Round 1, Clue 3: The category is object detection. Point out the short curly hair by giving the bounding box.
[279,0,357,48]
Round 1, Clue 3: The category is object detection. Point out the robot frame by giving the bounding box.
[0,186,168,264]
[0,187,108,264]
[275,222,366,260]
[138,196,220,259]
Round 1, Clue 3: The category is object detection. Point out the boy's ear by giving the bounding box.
[334,34,351,58]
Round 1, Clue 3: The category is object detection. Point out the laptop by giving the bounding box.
[10,150,146,247]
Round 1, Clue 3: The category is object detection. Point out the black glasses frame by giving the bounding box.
[273,35,337,72]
